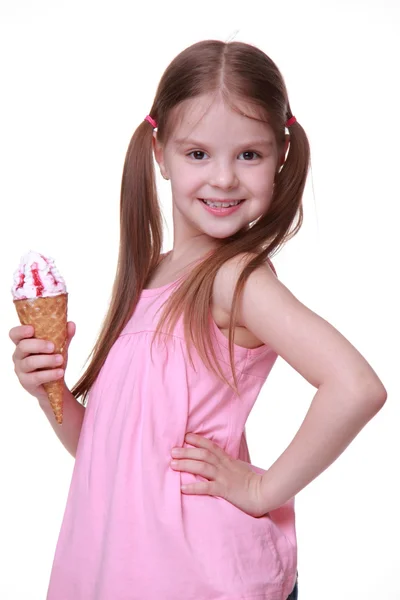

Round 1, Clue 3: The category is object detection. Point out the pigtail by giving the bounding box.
[274,110,310,239]
[72,120,162,404]
[119,120,162,293]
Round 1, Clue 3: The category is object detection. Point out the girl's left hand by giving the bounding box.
[170,433,268,518]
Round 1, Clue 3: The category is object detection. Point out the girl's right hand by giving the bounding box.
[9,322,76,403]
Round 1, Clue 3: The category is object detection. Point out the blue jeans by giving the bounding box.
[287,578,298,600]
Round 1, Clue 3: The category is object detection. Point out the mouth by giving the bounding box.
[198,198,245,208]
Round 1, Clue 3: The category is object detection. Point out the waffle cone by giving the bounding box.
[14,294,68,424]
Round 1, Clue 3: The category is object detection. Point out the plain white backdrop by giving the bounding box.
[0,0,399,598]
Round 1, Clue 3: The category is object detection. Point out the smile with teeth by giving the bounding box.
[200,199,244,208]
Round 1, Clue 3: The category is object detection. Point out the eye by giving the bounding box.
[238,151,260,160]
[188,150,208,160]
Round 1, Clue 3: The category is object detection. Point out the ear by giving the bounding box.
[152,133,169,180]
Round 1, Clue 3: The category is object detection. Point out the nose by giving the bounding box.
[209,160,239,190]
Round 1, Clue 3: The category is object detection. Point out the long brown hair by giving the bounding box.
[72,40,310,404]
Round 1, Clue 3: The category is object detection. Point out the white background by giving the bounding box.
[0,1,399,598]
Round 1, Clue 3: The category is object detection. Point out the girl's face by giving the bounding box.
[154,93,284,244]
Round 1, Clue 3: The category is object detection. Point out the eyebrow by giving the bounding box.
[173,138,274,149]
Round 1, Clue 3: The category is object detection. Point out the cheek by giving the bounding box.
[170,166,202,194]
[249,175,274,200]
[242,162,275,188]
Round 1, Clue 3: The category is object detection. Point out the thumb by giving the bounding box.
[65,321,76,352]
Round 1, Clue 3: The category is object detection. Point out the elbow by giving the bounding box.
[335,373,388,417]
[357,379,387,416]
[372,383,387,412]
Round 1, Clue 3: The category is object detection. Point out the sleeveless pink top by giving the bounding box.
[47,270,297,600]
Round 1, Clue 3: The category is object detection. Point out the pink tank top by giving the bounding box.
[47,269,297,600]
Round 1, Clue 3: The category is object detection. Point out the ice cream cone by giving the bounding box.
[14,293,68,424]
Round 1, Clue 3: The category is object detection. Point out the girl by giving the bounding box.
[10,40,386,600]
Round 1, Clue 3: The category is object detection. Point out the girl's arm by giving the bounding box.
[38,386,85,458]
[214,257,387,511]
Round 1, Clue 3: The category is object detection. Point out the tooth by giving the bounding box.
[204,200,241,207]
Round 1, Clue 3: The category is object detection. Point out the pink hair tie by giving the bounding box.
[285,116,296,127]
[144,115,157,128]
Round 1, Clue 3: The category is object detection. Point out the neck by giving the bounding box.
[169,235,220,264]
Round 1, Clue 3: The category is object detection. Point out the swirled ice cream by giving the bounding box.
[12,251,67,300]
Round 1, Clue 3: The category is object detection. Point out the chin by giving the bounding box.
[201,225,244,240]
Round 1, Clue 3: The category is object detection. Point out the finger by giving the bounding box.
[14,338,55,362]
[65,321,76,351]
[19,353,64,374]
[170,459,216,480]
[9,325,34,346]
[22,368,64,388]
[180,480,219,496]
[171,448,219,466]
[185,433,224,456]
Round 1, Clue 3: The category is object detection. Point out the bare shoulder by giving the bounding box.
[211,253,277,349]
[213,252,278,322]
